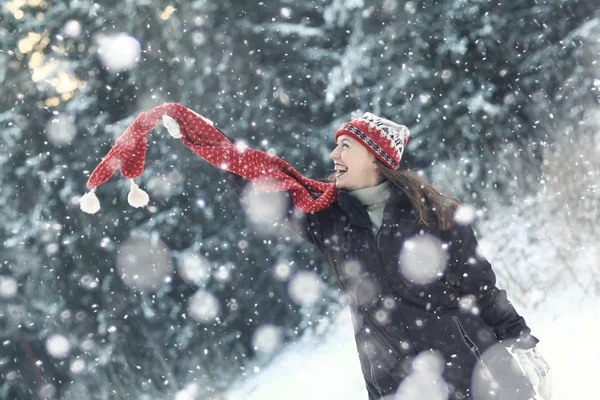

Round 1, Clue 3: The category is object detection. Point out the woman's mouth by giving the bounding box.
[335,165,348,178]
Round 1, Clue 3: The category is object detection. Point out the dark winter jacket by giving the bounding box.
[222,169,537,400]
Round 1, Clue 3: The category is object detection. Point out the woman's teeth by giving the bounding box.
[335,166,348,178]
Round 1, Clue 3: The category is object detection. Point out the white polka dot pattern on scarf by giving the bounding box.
[85,103,337,213]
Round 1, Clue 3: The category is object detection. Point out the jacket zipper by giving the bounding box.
[452,316,482,358]
[452,316,497,383]
[364,341,384,394]
[375,227,382,253]
[371,222,420,359]
[372,229,386,395]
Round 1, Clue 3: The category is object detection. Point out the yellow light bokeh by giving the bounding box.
[18,32,41,53]
[4,0,27,15]
[52,71,80,94]
[28,51,44,69]
[9,0,83,107]
[44,97,60,107]
[159,5,175,21]
[5,0,49,16]
[31,58,54,82]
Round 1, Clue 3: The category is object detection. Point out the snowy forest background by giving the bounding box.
[1,0,599,399]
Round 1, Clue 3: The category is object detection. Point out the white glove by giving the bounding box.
[512,346,552,400]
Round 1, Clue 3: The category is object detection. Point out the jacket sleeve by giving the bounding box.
[216,132,322,247]
[447,222,538,349]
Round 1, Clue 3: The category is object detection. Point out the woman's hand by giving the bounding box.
[512,346,552,399]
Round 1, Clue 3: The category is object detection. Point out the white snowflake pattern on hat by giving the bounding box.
[360,112,410,163]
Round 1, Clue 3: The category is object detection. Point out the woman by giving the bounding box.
[81,104,551,400]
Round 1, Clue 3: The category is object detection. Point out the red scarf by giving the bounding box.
[82,103,337,214]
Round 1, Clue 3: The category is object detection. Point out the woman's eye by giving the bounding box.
[342,143,349,149]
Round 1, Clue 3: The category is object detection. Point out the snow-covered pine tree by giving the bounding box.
[1,0,598,398]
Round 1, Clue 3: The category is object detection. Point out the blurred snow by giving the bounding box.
[399,234,447,285]
[393,351,448,400]
[252,324,283,354]
[241,186,288,236]
[46,114,77,146]
[272,261,293,281]
[116,236,173,292]
[63,20,81,38]
[45,334,71,359]
[287,270,324,307]
[177,253,211,286]
[95,33,141,72]
[69,358,86,374]
[454,204,476,226]
[223,214,600,400]
[224,287,599,400]
[0,275,18,299]
[188,290,221,323]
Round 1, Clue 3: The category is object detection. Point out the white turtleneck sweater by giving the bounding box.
[349,180,392,233]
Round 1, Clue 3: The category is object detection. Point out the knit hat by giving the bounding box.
[334,112,410,170]
[79,103,337,214]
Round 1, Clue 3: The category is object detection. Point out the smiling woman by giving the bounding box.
[330,135,381,191]
[220,111,551,400]
[82,104,551,400]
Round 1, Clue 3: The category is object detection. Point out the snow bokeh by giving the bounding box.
[116,236,173,292]
[177,253,211,286]
[392,351,448,400]
[252,324,283,354]
[63,20,81,38]
[188,290,221,323]
[70,358,86,374]
[241,185,288,235]
[272,261,293,281]
[399,234,448,285]
[46,114,77,146]
[0,275,18,299]
[224,206,600,400]
[287,270,324,307]
[45,334,71,359]
[95,33,141,72]
[5,1,599,398]
[454,204,476,226]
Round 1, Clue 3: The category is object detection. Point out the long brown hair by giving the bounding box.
[327,160,460,231]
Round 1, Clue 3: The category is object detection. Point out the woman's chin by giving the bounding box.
[334,179,348,190]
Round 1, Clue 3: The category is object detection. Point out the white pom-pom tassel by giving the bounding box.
[162,115,181,138]
[80,189,101,214]
[128,179,149,208]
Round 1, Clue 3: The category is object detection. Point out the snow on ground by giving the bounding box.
[226,305,367,400]
[224,200,600,400]
[524,286,600,400]
[226,287,599,400]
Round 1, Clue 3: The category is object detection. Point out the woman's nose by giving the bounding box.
[330,147,340,160]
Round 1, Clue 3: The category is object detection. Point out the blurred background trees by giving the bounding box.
[0,0,598,398]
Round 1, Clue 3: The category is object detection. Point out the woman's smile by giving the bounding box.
[334,163,348,179]
[330,135,380,190]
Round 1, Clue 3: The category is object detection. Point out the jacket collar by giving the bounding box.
[337,183,412,229]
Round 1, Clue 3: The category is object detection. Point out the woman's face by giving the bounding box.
[330,134,380,190]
